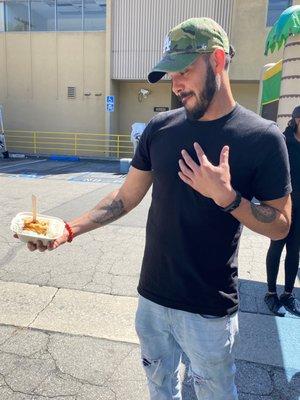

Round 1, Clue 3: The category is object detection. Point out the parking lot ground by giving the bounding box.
[0,157,299,399]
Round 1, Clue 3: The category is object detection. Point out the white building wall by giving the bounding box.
[112,0,234,80]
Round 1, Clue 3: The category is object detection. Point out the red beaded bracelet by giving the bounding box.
[64,222,74,243]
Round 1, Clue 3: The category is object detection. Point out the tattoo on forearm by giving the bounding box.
[250,202,277,223]
[89,198,126,226]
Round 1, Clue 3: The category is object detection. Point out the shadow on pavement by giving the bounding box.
[179,279,300,399]
[0,158,123,177]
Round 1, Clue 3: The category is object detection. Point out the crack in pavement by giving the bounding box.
[103,347,135,386]
[0,347,80,398]
[41,335,138,399]
[0,243,23,269]
[82,262,109,291]
[0,327,22,348]
[28,289,60,328]
[0,185,108,274]
[0,380,77,399]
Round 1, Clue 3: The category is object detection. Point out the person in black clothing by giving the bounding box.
[265,106,300,317]
[21,18,292,400]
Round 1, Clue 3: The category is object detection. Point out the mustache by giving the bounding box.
[178,91,195,101]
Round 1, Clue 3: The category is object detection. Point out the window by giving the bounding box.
[2,0,106,32]
[5,1,30,31]
[84,0,106,31]
[57,0,83,31]
[30,1,55,31]
[267,0,292,27]
[0,2,4,32]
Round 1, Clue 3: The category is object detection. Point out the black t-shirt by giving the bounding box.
[131,104,291,316]
[283,126,300,201]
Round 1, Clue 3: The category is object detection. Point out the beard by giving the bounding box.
[180,62,218,121]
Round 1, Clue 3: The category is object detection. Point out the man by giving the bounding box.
[26,18,291,400]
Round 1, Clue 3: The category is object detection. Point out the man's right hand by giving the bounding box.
[14,228,70,252]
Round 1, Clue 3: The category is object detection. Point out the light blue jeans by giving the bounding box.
[135,295,239,400]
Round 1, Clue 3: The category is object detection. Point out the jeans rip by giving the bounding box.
[189,366,211,387]
[141,356,166,387]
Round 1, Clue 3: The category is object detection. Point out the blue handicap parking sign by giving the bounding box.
[106,103,114,112]
[106,95,115,112]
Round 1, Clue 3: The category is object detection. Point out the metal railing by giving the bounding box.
[4,130,133,159]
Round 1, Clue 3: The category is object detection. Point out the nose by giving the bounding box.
[170,73,184,96]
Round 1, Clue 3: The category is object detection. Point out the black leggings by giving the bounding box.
[266,203,300,293]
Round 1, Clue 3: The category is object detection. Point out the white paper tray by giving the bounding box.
[11,212,65,246]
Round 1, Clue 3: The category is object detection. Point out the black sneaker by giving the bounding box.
[280,293,300,317]
[264,293,286,317]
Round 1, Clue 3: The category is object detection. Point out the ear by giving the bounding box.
[212,49,226,74]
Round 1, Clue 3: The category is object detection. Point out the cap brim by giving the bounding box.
[148,52,200,83]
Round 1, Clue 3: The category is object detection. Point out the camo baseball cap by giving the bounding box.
[148,17,230,83]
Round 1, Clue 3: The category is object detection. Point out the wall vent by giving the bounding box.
[67,87,76,99]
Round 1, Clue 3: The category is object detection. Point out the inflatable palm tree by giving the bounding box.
[264,5,300,130]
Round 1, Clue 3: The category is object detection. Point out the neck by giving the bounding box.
[198,80,236,121]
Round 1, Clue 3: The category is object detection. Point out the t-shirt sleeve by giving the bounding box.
[252,123,292,201]
[131,122,152,171]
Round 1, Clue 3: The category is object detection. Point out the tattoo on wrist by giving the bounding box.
[250,202,277,223]
[90,198,126,226]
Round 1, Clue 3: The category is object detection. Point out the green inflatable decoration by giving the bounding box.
[265,5,300,55]
[261,5,300,124]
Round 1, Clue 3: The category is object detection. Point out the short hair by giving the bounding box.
[202,44,235,70]
[225,45,235,70]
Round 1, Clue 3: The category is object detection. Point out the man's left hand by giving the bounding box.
[178,142,236,207]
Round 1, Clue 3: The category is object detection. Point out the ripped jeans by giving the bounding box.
[135,296,239,400]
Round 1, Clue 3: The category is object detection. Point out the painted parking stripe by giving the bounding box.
[10,173,45,180]
[0,159,47,171]
[68,173,125,184]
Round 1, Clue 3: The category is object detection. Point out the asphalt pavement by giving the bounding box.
[0,156,299,400]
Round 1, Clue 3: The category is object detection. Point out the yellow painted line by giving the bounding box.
[263,60,283,80]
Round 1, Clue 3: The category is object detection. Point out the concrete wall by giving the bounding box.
[231,82,259,112]
[0,32,106,133]
[230,0,286,81]
[117,81,172,133]
[117,80,259,134]
[230,0,300,81]
[112,0,234,80]
[115,0,293,131]
[1,0,299,142]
